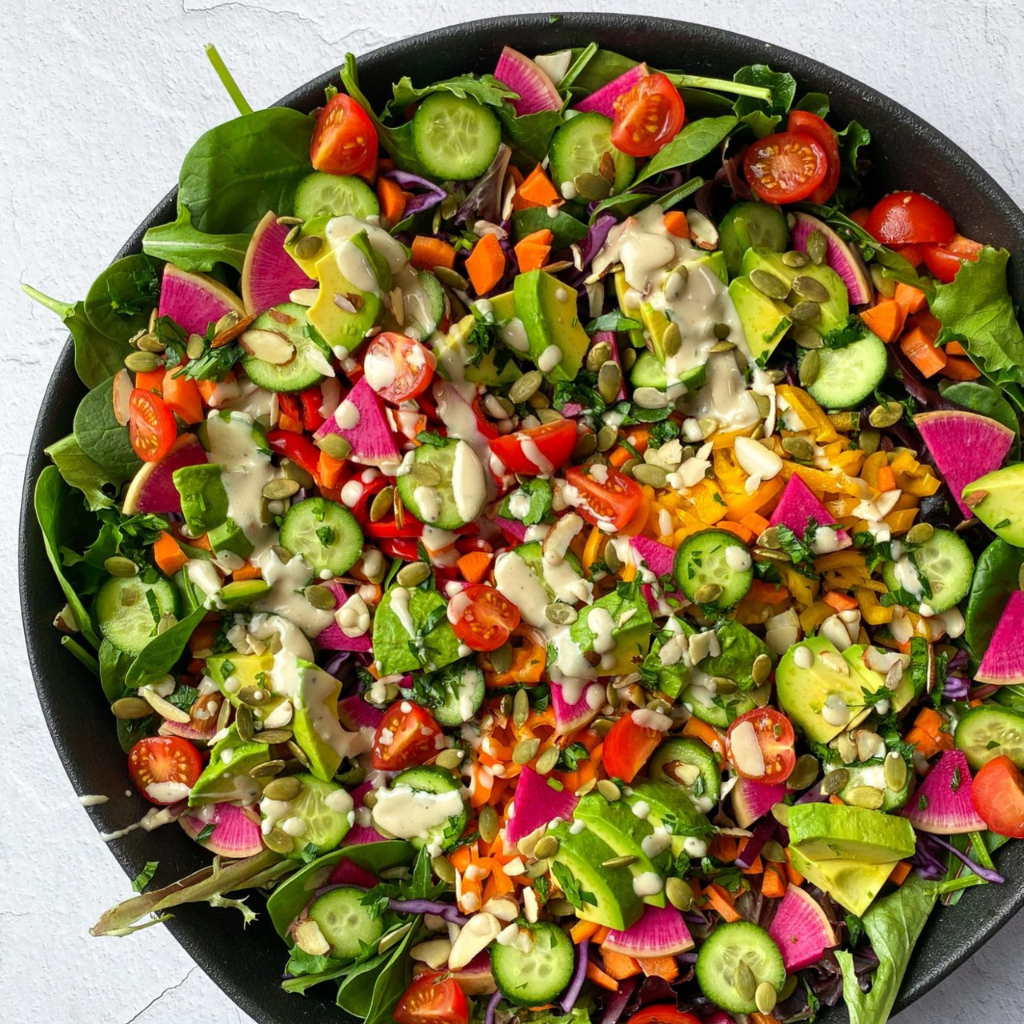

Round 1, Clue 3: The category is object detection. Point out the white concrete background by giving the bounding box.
[3,1,1024,1021]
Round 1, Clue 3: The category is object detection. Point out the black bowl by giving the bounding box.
[20,13,1024,1024]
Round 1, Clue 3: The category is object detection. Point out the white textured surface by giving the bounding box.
[3,1,1024,1021]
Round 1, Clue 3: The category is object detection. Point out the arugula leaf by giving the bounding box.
[932,246,1024,386]
[631,116,738,186]
[388,72,517,114]
[174,338,244,382]
[131,861,159,892]
[837,119,871,181]
[143,200,251,272]
[942,381,1020,438]
[44,434,119,511]
[775,524,816,569]
[796,92,830,118]
[550,861,595,909]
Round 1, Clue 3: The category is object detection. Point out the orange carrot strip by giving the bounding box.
[376,176,408,226]
[135,367,166,394]
[232,562,263,581]
[740,512,771,536]
[894,281,927,315]
[153,531,188,577]
[514,240,551,274]
[317,451,347,490]
[411,235,456,271]
[457,550,493,584]
[761,865,788,898]
[162,373,204,424]
[586,962,620,992]
[600,950,641,980]
[571,919,600,944]
[888,861,912,886]
[824,590,860,613]
[945,340,968,356]
[877,465,897,492]
[941,356,982,380]
[516,165,560,208]
[900,327,947,378]
[748,579,790,605]
[784,849,805,886]
[860,299,905,343]
[706,883,742,923]
[465,233,506,296]
[638,956,679,981]
[663,210,690,238]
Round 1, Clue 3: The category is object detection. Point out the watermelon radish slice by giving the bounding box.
[157,263,245,338]
[318,622,373,652]
[122,434,208,515]
[767,884,837,971]
[504,766,578,849]
[493,46,561,116]
[242,211,316,315]
[551,678,605,735]
[575,64,649,118]
[444,952,496,995]
[328,858,378,888]
[629,536,677,579]
[790,212,873,306]
[343,781,388,846]
[732,777,788,829]
[338,694,383,733]
[315,377,401,467]
[180,803,264,858]
[915,410,1014,518]
[493,516,528,543]
[976,591,1024,685]
[770,474,851,549]
[904,749,986,834]
[603,905,694,959]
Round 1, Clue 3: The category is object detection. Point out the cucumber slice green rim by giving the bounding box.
[803,331,887,409]
[294,172,380,221]
[883,528,974,614]
[95,574,180,655]
[307,885,384,959]
[395,439,469,531]
[696,920,786,1014]
[548,112,636,197]
[955,705,1024,771]
[279,497,364,576]
[241,302,331,394]
[673,529,754,609]
[412,93,501,181]
[492,920,575,1006]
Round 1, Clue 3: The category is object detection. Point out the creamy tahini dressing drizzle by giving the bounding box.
[371,785,466,854]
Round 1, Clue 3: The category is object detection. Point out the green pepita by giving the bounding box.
[545,602,578,625]
[263,776,303,801]
[734,960,757,1003]
[694,583,723,604]
[535,745,560,775]
[513,687,531,728]
[435,748,465,771]
[295,234,323,261]
[782,436,814,461]
[870,264,896,298]
[124,351,161,373]
[750,268,790,300]
[751,653,773,685]
[513,737,540,764]
[806,230,827,265]
[661,321,682,357]
[534,835,560,860]
[790,299,821,324]
[598,362,622,403]
[906,522,935,546]
[572,432,597,459]
[317,434,352,460]
[586,341,612,372]
[846,785,885,809]
[782,250,810,268]
[249,759,286,779]
[235,704,255,742]
[397,562,431,588]
[799,349,821,387]
[110,697,153,720]
[787,753,820,792]
[263,477,301,500]
[432,856,456,883]
[755,981,778,1015]
[884,752,909,792]
[596,424,619,452]
[304,585,336,610]
[597,779,621,801]
[478,805,499,844]
[859,427,881,456]
[370,486,394,523]
[632,464,668,488]
[574,172,612,201]
[509,370,543,404]
[602,854,637,869]
[821,768,850,795]
[868,401,903,428]
[104,556,139,578]
[792,275,831,302]
[434,266,468,290]
[665,877,693,911]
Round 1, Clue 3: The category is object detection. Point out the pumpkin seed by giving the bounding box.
[868,401,903,428]
[787,753,820,792]
[822,768,850,795]
[859,427,881,456]
[527,390,550,410]
[621,347,637,371]
[870,264,896,298]
[111,697,153,720]
[509,370,543,404]
[513,737,540,764]
[847,785,885,809]
[663,264,689,301]
[791,324,824,349]
[435,748,464,770]
[238,685,270,707]
[263,776,303,801]
[697,417,718,439]
[632,464,668,488]
[281,460,315,488]
[586,341,613,372]
[250,759,286,779]
[694,583,723,604]
[397,561,431,588]
[513,687,531,728]
[661,321,682,357]
[771,803,790,826]
[545,602,578,625]
[665,877,694,911]
[535,745,560,776]
[263,477,301,500]
[287,741,310,767]
[906,522,935,546]
[710,320,732,341]
[884,753,909,791]
[734,960,757,1003]
[537,407,563,425]
[186,334,206,360]
[753,546,792,564]
[124,350,161,373]
[478,804,499,844]
[799,349,821,387]
[534,835,560,860]
[751,653,773,685]
[792,275,831,302]
[806,230,827,264]
[757,526,782,550]
[260,728,295,745]
[434,266,468,290]
[762,840,787,864]
[304,585,336,610]
[370,486,395,523]
[432,855,456,883]
[264,829,295,855]
[789,299,821,324]
[755,981,778,1015]
[601,854,637,869]
[490,642,513,675]
[750,268,790,300]
[235,704,255,741]
[136,332,166,353]
[597,779,622,801]
[572,431,597,460]
[574,172,612,201]
[782,250,809,268]
[765,368,787,383]
[619,457,640,477]
[834,731,857,764]
[782,436,814,461]
[598,362,623,403]
[595,424,618,452]
[295,234,323,260]
[526,858,550,878]
[317,433,352,460]
[779,974,799,1002]
[104,555,139,577]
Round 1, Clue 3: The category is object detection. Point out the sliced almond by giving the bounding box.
[140,685,191,724]
[240,329,296,365]
[294,919,331,956]
[111,369,134,426]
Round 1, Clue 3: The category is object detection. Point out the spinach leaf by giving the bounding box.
[335,952,392,1016]
[125,606,207,688]
[362,924,420,1024]
[589,175,702,223]
[838,119,871,181]
[942,381,1020,437]
[44,434,119,511]
[178,107,314,234]
[631,116,738,186]
[143,201,251,272]
[965,539,1024,661]
[796,92,830,117]
[499,107,564,165]
[73,376,142,479]
[34,466,101,650]
[512,206,588,248]
[835,874,938,1024]
[732,65,797,119]
[932,246,1024,386]
[83,254,160,344]
[99,640,132,703]
[737,110,780,138]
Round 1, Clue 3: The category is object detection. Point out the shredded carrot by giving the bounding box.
[706,883,742,923]
[516,165,560,208]
[663,210,690,238]
[376,176,408,226]
[877,464,897,492]
[450,845,474,873]
[585,962,620,992]
[941,356,982,380]
[750,1014,782,1024]
[824,590,860,613]
[900,327,947,378]
[232,562,263,581]
[894,281,928,315]
[135,367,165,394]
[317,450,347,490]
[457,550,493,584]
[761,865,788,899]
[888,861,912,886]
[153,531,188,577]
[514,240,552,274]
[465,233,506,295]
[860,299,905,343]
[637,956,679,981]
[162,373,203,424]
[410,235,456,271]
[600,950,641,980]
[716,519,755,544]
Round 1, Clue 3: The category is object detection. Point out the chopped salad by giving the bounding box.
[28,40,1024,1024]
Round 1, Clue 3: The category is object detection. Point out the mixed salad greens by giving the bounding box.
[28,39,1024,1024]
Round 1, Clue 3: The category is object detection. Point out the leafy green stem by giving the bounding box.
[205,44,253,116]
[22,283,74,320]
[61,635,100,676]
[664,73,772,101]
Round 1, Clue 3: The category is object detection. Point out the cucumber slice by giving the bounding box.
[802,330,888,409]
[307,885,384,959]
[388,765,468,852]
[696,920,786,1014]
[260,772,352,859]
[673,529,754,609]
[548,112,635,197]
[279,497,364,576]
[294,172,380,221]
[95,574,180,655]
[412,93,501,181]
[410,661,486,727]
[630,350,707,392]
[882,528,974,614]
[404,271,445,341]
[241,303,332,393]
[492,921,575,1006]
[396,438,473,530]
[648,737,722,803]
[955,705,1024,770]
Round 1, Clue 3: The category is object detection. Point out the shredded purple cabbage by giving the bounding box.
[580,213,618,267]
[484,988,502,1024]
[922,832,1005,884]
[388,898,468,924]
[943,674,971,700]
[560,936,589,1011]
[910,831,952,880]
[600,977,638,1024]
[382,169,447,214]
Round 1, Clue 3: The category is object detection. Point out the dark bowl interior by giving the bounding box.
[20,13,1024,1024]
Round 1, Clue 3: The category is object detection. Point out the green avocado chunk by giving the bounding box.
[740,248,849,334]
[189,726,267,806]
[172,463,229,535]
[307,230,386,350]
[962,463,1024,546]
[513,269,589,381]
[788,803,917,864]
[566,585,652,676]
[727,276,792,365]
[788,847,897,917]
[625,779,712,859]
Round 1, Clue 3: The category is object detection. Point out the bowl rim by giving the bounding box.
[19,12,1024,1024]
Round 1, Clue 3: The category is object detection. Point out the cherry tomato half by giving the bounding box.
[726,708,796,784]
[787,109,840,204]
[565,464,644,531]
[311,94,379,178]
[128,388,178,463]
[364,332,437,405]
[865,191,956,246]
[371,702,443,771]
[971,755,1024,838]
[393,972,469,1024]
[743,132,828,205]
[449,584,521,653]
[919,234,983,283]
[488,417,577,475]
[602,711,666,784]
[611,72,686,157]
[129,736,202,804]
[625,1007,701,1024]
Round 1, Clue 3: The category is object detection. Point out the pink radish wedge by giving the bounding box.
[242,211,316,315]
[768,884,837,971]
[157,262,244,338]
[494,47,561,115]
[905,749,987,834]
[180,802,264,858]
[575,64,649,118]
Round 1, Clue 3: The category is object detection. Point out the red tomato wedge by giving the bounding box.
[364,332,436,405]
[743,131,828,204]
[611,72,686,157]
[393,973,469,1024]
[311,93,379,178]
[626,1009,701,1024]
[865,191,956,246]
[726,708,796,784]
[971,755,1024,838]
[602,711,665,784]
[565,464,643,531]
[919,234,984,283]
[371,702,443,771]
[449,584,520,652]
[488,417,577,475]
[128,736,202,804]
[787,110,840,204]
[128,388,178,463]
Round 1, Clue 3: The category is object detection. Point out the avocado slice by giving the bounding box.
[549,821,644,930]
[573,793,669,907]
[189,726,267,806]
[308,230,385,351]
[208,516,255,559]
[788,803,916,864]
[625,780,712,858]
[788,847,897,917]
[727,276,792,365]
[219,579,273,605]
[613,270,648,350]
[173,463,229,535]
[962,464,1024,546]
[513,269,589,381]
[567,585,652,676]
[718,201,789,277]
